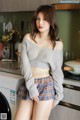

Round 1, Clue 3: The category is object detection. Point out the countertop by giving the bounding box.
[0,61,80,87]
[0,61,21,75]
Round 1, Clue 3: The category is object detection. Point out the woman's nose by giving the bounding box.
[39,19,43,24]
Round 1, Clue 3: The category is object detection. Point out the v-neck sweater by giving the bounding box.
[20,35,64,105]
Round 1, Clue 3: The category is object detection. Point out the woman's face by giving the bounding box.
[36,12,50,33]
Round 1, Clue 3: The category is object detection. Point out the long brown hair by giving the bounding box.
[31,5,59,42]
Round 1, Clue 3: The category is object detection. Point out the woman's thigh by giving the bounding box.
[32,100,53,120]
[15,99,33,120]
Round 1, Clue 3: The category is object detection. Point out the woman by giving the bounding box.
[15,5,64,120]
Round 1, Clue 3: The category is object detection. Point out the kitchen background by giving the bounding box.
[0,2,80,120]
[0,9,80,60]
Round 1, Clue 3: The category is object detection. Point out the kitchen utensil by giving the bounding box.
[64,60,80,75]
[20,21,24,42]
[2,47,10,59]
[5,21,12,32]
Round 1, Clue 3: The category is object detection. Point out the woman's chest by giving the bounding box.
[27,45,53,62]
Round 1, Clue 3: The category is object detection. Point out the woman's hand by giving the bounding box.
[33,96,39,103]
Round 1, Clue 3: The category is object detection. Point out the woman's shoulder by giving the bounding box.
[23,33,32,41]
[55,39,63,50]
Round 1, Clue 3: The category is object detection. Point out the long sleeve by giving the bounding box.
[20,38,39,99]
[50,42,64,105]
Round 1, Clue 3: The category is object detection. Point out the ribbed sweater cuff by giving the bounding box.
[29,87,39,99]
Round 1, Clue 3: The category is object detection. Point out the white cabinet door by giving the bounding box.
[63,87,80,106]
[0,0,18,12]
[49,105,80,120]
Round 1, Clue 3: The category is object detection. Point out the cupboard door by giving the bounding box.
[0,0,58,12]
[63,87,80,106]
[17,0,40,11]
[17,0,55,11]
[0,0,18,12]
[0,0,3,12]
[50,0,60,4]
[40,0,61,5]
[49,105,80,120]
[40,0,50,5]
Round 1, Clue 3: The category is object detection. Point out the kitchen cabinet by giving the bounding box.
[17,0,53,11]
[17,2,80,11]
[51,0,80,4]
[50,0,60,4]
[0,0,80,12]
[54,3,80,10]
[63,84,80,106]
[0,0,18,12]
[17,0,41,11]
[49,105,80,120]
[49,79,80,120]
[0,0,58,12]
[40,0,51,5]
[0,0,53,12]
[0,0,39,12]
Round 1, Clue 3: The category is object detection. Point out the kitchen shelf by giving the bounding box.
[53,4,80,10]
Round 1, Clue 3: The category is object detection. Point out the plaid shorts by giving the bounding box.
[17,76,55,100]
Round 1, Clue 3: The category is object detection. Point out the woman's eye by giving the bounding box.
[44,18,47,21]
[43,18,47,21]
[36,18,40,21]
[36,17,47,22]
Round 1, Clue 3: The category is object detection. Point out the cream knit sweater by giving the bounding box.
[20,35,64,105]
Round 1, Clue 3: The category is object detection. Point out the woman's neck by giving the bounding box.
[38,32,50,41]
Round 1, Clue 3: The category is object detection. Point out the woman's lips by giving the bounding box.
[38,26,44,29]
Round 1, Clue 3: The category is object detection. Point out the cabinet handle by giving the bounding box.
[63,84,80,91]
[65,84,74,89]
[59,101,80,111]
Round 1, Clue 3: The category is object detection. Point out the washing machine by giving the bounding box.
[0,72,24,120]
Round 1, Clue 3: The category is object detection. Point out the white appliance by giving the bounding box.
[0,72,24,120]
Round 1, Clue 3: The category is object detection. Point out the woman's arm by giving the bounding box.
[20,36,39,99]
[50,41,64,106]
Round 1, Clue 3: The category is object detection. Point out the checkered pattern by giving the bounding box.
[18,76,55,100]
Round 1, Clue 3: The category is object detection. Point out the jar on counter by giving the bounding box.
[2,46,10,59]
[64,51,75,61]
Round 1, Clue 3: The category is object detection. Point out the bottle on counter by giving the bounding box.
[9,33,16,60]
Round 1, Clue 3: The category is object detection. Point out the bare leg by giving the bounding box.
[15,99,33,120]
[32,100,53,120]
